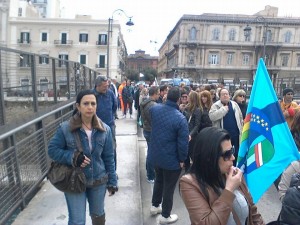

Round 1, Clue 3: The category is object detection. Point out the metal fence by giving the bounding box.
[0,47,99,225]
[0,46,99,127]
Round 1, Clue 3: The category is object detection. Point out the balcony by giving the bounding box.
[95,64,106,69]
[17,39,31,45]
[32,0,47,3]
[54,40,73,46]
[96,41,107,46]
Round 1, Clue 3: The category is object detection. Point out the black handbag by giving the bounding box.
[48,131,87,193]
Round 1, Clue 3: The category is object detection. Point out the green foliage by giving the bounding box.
[125,69,139,81]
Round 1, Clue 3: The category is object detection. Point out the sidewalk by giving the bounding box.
[11,110,142,225]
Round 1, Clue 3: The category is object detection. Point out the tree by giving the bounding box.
[125,69,139,81]
[142,67,158,84]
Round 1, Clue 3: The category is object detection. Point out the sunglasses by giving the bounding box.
[238,95,245,98]
[220,146,235,161]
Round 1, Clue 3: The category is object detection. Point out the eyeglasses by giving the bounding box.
[82,102,96,107]
[286,93,294,95]
[220,146,235,161]
[181,95,188,99]
[238,95,245,98]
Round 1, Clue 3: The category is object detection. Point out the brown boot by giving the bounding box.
[91,214,105,225]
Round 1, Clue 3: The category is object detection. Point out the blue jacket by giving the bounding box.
[93,88,117,128]
[149,100,189,170]
[48,114,117,187]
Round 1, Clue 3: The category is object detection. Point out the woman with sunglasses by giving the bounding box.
[180,127,264,225]
[232,89,247,119]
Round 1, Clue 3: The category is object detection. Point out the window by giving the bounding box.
[227,53,234,65]
[297,56,300,67]
[79,33,88,43]
[80,55,86,64]
[281,55,289,67]
[21,79,30,91]
[188,52,195,64]
[58,54,69,67]
[190,27,197,40]
[18,8,22,17]
[19,54,30,67]
[242,54,250,65]
[39,54,49,64]
[228,29,236,41]
[61,33,67,44]
[212,28,220,41]
[208,54,219,65]
[41,32,47,42]
[284,31,292,43]
[266,30,272,43]
[99,55,105,68]
[40,78,48,91]
[20,32,30,44]
[98,34,107,45]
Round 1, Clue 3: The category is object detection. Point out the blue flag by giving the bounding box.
[237,58,300,203]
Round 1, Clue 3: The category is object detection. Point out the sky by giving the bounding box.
[61,0,300,56]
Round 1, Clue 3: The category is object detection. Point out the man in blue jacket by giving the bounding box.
[149,87,189,224]
[93,75,118,169]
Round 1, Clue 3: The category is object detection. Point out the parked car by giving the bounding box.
[14,90,32,97]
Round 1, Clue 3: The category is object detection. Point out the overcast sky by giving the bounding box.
[61,0,300,56]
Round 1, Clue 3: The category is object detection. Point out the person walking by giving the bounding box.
[48,89,118,225]
[180,127,265,225]
[93,75,118,170]
[140,86,160,183]
[148,87,189,224]
[209,88,243,165]
[122,80,134,118]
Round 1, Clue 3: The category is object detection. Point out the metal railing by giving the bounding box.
[0,47,99,224]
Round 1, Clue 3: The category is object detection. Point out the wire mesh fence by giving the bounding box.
[0,47,99,225]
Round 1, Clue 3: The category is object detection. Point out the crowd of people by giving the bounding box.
[47,75,300,225]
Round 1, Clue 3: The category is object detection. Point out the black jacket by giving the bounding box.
[280,172,300,225]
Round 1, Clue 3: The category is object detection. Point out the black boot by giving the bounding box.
[91,214,105,225]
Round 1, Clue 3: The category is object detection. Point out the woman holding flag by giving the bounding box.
[180,127,265,225]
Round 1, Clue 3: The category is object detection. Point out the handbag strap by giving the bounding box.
[74,131,84,153]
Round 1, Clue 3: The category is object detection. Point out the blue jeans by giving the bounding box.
[64,184,106,225]
[143,130,155,180]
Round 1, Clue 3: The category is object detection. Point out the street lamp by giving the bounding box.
[107,9,134,79]
[244,16,268,63]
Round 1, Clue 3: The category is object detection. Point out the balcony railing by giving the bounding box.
[96,41,107,46]
[54,40,73,45]
[95,64,106,68]
[17,39,31,45]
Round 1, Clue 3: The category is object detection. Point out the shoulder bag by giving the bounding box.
[47,131,87,193]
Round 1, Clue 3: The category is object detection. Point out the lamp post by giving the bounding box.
[244,16,268,63]
[107,9,134,79]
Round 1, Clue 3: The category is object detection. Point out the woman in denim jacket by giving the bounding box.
[48,89,118,225]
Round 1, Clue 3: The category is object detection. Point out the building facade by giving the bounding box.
[1,0,128,85]
[158,6,300,94]
[127,49,158,72]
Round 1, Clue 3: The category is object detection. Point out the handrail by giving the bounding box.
[0,101,75,140]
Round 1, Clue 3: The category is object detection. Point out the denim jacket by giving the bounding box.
[48,113,117,187]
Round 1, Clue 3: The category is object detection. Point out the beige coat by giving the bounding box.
[209,100,243,134]
[180,174,265,225]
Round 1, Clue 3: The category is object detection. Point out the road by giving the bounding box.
[137,126,282,224]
